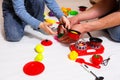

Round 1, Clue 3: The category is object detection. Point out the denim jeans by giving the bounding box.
[101,1,120,42]
[106,1,120,42]
[107,26,120,42]
[2,0,45,42]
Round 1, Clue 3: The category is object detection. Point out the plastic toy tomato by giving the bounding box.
[91,54,103,65]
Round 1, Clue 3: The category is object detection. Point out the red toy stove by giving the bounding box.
[69,40,104,56]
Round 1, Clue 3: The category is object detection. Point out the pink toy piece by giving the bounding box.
[23,61,45,76]
[54,35,59,41]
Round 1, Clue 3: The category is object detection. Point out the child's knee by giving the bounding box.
[5,33,23,42]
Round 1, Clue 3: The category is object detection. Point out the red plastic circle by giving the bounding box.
[41,39,53,46]
[23,61,45,76]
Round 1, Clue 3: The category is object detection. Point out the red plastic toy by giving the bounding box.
[57,23,81,41]
[67,29,81,41]
[76,58,101,69]
[78,6,87,11]
[69,41,104,56]
[41,39,53,46]
[91,54,103,66]
[23,61,45,76]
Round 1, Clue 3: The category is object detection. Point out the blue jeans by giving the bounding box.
[101,2,120,42]
[2,0,45,42]
[107,26,120,42]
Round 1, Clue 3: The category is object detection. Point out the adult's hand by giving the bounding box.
[68,15,80,26]
[58,29,82,44]
[58,32,79,44]
[58,23,89,44]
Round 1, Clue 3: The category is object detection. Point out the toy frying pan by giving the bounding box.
[87,32,103,48]
[87,32,102,42]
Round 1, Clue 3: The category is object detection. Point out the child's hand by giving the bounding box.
[57,24,81,44]
[59,16,70,29]
[39,21,57,35]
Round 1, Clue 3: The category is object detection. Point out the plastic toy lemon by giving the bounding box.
[69,51,78,60]
[34,53,44,62]
[35,44,44,53]
[45,19,56,24]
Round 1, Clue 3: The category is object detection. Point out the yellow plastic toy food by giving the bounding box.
[68,51,78,60]
[45,19,56,24]
[34,53,44,62]
[61,7,71,16]
[35,44,44,53]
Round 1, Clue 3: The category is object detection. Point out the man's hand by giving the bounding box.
[68,16,80,26]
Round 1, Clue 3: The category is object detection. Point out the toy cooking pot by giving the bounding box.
[87,32,103,48]
[57,24,81,40]
[78,6,87,11]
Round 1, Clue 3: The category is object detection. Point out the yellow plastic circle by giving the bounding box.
[34,53,44,62]
[68,51,78,60]
[35,44,44,53]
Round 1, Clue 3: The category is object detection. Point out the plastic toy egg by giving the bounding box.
[34,53,44,62]
[68,51,78,60]
[35,44,44,53]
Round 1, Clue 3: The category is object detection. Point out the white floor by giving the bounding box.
[0,0,120,80]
